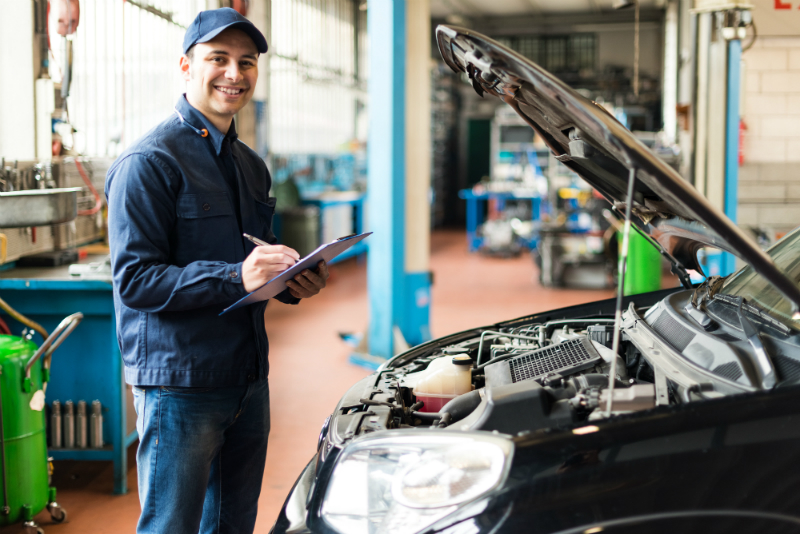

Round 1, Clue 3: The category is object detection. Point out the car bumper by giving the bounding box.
[270,456,317,534]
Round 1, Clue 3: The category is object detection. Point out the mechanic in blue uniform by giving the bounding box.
[105,9,329,534]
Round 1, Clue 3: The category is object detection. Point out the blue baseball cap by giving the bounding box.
[183,8,268,55]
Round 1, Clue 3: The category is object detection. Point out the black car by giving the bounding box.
[271,26,800,534]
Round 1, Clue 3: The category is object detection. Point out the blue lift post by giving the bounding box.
[357,0,431,367]
[722,38,742,277]
[699,37,742,279]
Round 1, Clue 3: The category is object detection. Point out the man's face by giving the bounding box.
[181,28,259,130]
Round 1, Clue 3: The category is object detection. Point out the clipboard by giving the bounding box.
[221,232,372,314]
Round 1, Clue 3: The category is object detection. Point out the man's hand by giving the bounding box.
[285,260,329,299]
[242,245,300,292]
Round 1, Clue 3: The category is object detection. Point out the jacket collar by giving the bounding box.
[175,95,238,156]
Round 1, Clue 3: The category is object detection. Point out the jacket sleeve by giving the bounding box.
[106,153,248,313]
[274,288,301,305]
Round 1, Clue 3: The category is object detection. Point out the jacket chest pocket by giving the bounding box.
[253,197,277,241]
[175,192,236,264]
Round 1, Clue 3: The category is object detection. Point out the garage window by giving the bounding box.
[496,34,597,74]
[48,0,206,157]
[269,0,368,154]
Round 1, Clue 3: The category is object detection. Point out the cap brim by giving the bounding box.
[195,21,268,54]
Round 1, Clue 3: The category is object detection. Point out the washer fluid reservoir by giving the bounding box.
[413,355,472,412]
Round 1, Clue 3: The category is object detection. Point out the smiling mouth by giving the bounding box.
[215,86,246,96]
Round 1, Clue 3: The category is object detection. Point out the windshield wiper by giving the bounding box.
[691,276,726,308]
[734,297,777,389]
[685,276,725,329]
[711,293,792,335]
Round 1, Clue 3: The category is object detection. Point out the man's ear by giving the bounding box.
[180,55,191,81]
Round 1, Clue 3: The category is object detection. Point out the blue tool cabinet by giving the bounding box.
[0,261,135,495]
[458,189,543,252]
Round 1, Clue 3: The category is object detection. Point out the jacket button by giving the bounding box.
[203,203,211,211]
[229,271,238,278]
[247,373,256,381]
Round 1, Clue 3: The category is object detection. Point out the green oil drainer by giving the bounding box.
[0,308,82,534]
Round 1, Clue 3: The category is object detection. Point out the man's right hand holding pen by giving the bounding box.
[241,233,330,298]
[242,243,300,292]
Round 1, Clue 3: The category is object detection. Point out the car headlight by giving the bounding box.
[321,432,513,534]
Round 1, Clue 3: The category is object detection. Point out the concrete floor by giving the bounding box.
[2,230,628,534]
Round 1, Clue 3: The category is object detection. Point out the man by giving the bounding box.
[105,8,328,534]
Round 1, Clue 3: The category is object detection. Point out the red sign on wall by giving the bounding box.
[752,0,800,34]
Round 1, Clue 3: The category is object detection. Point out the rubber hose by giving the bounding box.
[410,411,443,422]
[439,390,482,423]
[437,412,453,428]
[0,295,48,340]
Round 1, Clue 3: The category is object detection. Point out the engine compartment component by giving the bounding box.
[328,290,780,446]
[484,337,603,387]
[448,381,576,435]
[411,355,472,412]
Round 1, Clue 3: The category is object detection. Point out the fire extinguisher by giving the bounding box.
[231,0,249,16]
[53,0,80,36]
[739,119,747,166]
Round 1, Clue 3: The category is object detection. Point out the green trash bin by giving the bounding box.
[0,312,81,533]
[620,229,662,295]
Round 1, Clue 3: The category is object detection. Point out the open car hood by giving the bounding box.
[437,25,800,313]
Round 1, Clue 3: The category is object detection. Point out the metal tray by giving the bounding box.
[0,188,83,227]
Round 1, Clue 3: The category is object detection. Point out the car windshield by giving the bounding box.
[718,227,800,328]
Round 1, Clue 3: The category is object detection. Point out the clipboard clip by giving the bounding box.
[335,233,358,241]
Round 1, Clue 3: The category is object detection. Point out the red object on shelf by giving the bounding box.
[53,0,80,36]
[232,0,248,16]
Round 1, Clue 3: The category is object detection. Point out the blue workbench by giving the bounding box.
[0,259,135,495]
[458,189,543,252]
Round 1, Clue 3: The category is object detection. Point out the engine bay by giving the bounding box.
[328,289,800,446]
[349,316,653,438]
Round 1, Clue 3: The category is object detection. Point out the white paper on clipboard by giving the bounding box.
[221,232,371,315]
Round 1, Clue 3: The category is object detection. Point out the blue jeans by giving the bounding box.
[132,381,270,534]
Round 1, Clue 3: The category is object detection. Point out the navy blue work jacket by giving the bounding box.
[105,95,297,387]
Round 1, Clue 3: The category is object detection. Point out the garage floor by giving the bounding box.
[1,230,624,534]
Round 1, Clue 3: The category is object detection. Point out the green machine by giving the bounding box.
[621,229,663,296]
[0,311,82,534]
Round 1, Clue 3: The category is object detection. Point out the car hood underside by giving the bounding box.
[436,25,800,313]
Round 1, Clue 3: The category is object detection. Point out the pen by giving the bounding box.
[243,233,269,247]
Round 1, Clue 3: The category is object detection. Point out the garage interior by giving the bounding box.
[0,0,798,532]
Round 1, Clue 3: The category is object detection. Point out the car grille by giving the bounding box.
[508,337,602,383]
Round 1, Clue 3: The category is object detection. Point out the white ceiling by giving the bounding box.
[430,0,662,17]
